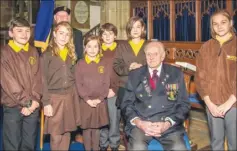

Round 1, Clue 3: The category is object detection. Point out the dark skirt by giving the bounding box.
[44,87,81,135]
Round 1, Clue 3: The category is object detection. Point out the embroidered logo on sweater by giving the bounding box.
[29,56,36,65]
[98,66,104,74]
[227,55,237,61]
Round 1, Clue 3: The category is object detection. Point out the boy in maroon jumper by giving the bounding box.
[99,23,120,151]
[1,17,42,150]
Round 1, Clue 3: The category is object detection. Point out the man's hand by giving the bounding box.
[107,89,115,98]
[21,107,32,116]
[152,121,171,134]
[134,119,162,137]
[44,105,53,117]
[28,100,39,113]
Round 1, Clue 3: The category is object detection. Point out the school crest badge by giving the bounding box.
[29,56,36,65]
[98,66,104,74]
[227,55,237,61]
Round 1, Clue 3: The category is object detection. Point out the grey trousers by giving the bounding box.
[100,96,121,148]
[128,127,188,151]
[206,107,236,151]
[3,106,39,151]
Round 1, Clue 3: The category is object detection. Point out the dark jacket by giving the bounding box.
[73,28,83,60]
[121,63,190,136]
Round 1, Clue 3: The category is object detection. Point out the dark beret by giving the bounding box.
[53,6,71,15]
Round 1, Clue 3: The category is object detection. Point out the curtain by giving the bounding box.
[175,9,196,41]
[201,7,216,41]
[135,7,148,39]
[201,0,226,41]
[153,11,170,41]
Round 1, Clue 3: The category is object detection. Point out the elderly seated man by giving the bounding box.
[120,41,190,150]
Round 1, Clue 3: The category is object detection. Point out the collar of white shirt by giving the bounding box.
[148,62,162,77]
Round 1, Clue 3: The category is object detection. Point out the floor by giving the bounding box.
[189,109,210,150]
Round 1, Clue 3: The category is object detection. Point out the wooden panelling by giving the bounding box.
[130,0,234,41]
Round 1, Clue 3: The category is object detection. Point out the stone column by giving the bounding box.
[100,0,130,40]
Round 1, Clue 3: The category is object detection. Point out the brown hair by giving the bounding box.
[83,34,102,56]
[126,16,146,40]
[210,9,234,38]
[49,21,77,62]
[8,17,30,31]
[99,23,118,36]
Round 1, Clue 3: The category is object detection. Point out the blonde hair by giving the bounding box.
[49,21,77,62]
[210,9,234,38]
[83,34,102,56]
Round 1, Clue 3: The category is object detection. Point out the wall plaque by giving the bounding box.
[71,0,90,29]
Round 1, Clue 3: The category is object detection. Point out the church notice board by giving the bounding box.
[71,0,90,29]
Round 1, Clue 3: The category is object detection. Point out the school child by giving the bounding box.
[1,17,42,150]
[113,16,147,107]
[195,9,236,150]
[41,21,81,150]
[99,23,121,151]
[75,35,110,151]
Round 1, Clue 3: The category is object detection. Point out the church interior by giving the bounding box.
[1,0,237,150]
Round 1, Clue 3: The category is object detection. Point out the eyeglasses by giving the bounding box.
[145,52,159,58]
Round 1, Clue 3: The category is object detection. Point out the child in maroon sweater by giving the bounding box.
[75,35,110,151]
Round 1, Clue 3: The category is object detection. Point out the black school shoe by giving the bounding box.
[111,148,118,151]
[100,147,108,151]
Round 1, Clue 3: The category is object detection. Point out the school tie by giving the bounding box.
[151,69,159,90]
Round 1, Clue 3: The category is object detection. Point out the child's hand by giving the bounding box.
[129,62,142,71]
[44,105,53,117]
[21,107,32,116]
[107,89,115,98]
[129,62,137,71]
[28,100,39,113]
[87,100,96,108]
[94,99,102,107]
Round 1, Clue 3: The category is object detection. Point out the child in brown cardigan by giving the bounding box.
[195,10,236,150]
[41,21,81,150]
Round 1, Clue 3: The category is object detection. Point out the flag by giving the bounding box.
[34,0,54,52]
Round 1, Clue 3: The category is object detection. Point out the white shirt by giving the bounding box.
[148,63,162,77]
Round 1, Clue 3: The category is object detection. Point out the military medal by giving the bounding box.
[143,77,152,96]
[166,83,179,101]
